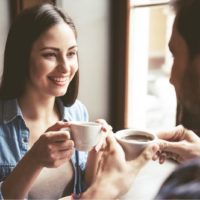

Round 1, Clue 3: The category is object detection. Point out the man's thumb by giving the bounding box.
[128,144,158,171]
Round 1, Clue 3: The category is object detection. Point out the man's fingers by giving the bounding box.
[129,144,158,169]
[158,139,183,155]
[159,152,167,164]
[156,125,186,141]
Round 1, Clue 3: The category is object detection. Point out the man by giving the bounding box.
[86,0,200,198]
[157,0,200,163]
[172,0,200,135]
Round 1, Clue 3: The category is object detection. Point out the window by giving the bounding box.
[127,0,176,130]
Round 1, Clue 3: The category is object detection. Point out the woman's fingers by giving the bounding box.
[45,121,70,132]
[57,149,74,160]
[31,130,75,168]
[95,131,109,152]
[42,131,71,143]
[94,119,113,152]
[45,149,74,168]
[105,135,119,152]
[96,135,126,175]
[95,119,113,132]
[50,140,74,151]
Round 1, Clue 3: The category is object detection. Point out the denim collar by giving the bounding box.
[1,98,67,124]
[3,99,22,124]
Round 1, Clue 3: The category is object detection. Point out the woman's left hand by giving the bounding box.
[94,119,113,152]
[85,119,112,186]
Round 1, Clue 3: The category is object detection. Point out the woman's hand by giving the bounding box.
[85,119,112,186]
[94,118,113,152]
[2,121,73,199]
[156,125,200,164]
[29,121,74,168]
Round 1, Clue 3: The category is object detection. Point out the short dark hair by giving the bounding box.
[172,0,200,57]
[0,3,79,106]
[155,158,200,199]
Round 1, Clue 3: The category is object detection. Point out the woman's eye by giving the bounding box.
[67,51,77,58]
[43,52,57,58]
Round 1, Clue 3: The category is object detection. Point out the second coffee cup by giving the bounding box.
[115,129,157,161]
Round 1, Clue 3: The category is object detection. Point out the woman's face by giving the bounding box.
[27,22,78,98]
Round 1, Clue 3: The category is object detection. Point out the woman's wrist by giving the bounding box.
[1,149,43,199]
[27,148,43,169]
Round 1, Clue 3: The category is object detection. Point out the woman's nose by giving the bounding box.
[58,57,70,73]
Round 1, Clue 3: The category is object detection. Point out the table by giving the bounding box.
[121,160,178,200]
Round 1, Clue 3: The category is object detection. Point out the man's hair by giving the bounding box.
[0,3,79,106]
[171,0,200,57]
[155,158,200,199]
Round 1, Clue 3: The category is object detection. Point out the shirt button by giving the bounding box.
[23,137,28,143]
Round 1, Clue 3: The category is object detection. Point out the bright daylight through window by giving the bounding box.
[127,0,176,130]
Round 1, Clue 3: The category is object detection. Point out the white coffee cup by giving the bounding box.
[115,129,157,161]
[67,121,102,152]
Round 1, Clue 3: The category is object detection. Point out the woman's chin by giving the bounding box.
[52,89,67,97]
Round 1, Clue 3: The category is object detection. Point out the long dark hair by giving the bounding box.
[0,3,79,106]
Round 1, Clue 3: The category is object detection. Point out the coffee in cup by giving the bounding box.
[115,129,157,161]
[121,134,153,142]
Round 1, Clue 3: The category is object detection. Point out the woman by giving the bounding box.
[0,3,109,199]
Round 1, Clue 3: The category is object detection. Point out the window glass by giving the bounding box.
[127,2,176,130]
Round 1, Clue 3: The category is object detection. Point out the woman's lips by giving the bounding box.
[49,76,68,86]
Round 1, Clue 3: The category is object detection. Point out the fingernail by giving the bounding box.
[95,146,100,152]
[102,127,107,132]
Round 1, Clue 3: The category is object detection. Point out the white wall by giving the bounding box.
[57,0,110,121]
[0,1,10,78]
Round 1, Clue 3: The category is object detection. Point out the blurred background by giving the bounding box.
[0,0,176,132]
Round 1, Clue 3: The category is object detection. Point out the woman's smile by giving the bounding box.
[48,76,69,87]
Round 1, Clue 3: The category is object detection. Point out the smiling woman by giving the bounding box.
[0,3,110,199]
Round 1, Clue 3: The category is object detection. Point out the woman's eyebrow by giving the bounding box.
[68,45,78,50]
[40,45,78,51]
[39,47,59,51]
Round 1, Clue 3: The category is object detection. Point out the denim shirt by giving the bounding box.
[0,98,89,199]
